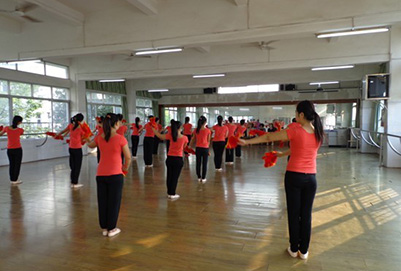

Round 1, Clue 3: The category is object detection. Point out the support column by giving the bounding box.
[383,26,401,168]
[125,80,137,123]
[70,80,87,118]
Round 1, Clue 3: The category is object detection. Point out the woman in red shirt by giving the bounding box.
[153,117,162,155]
[225,116,238,165]
[212,115,228,171]
[240,101,323,260]
[94,116,104,163]
[116,114,128,137]
[190,116,211,183]
[163,119,173,154]
[87,113,131,237]
[182,117,193,156]
[143,115,155,167]
[130,117,143,159]
[235,119,247,158]
[57,113,86,188]
[0,116,24,185]
[153,120,188,199]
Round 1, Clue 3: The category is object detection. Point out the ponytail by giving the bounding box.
[240,119,245,125]
[171,120,182,142]
[103,113,119,142]
[217,115,223,126]
[296,100,324,145]
[135,117,140,129]
[196,116,207,134]
[12,116,23,129]
[73,113,84,130]
[185,117,190,124]
[228,116,233,123]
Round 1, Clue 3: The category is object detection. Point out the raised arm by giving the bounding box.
[152,127,166,140]
[240,130,289,145]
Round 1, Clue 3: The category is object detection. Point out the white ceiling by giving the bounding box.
[0,0,400,90]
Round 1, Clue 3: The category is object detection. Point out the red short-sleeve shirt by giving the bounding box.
[117,125,127,136]
[95,134,128,176]
[68,124,84,149]
[286,125,320,174]
[183,123,193,135]
[4,127,24,149]
[194,128,211,148]
[144,123,155,137]
[131,124,142,136]
[166,134,188,157]
[212,125,228,142]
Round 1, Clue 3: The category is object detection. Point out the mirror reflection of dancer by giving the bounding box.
[212,115,228,172]
[87,113,131,237]
[143,115,155,167]
[225,116,237,165]
[182,117,193,157]
[94,116,104,163]
[190,116,211,183]
[130,117,143,159]
[240,100,323,260]
[57,113,86,189]
[235,119,247,158]
[0,116,24,185]
[152,117,162,155]
[153,120,188,200]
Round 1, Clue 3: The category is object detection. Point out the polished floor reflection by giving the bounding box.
[0,145,400,271]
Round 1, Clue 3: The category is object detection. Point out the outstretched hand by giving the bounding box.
[238,139,247,146]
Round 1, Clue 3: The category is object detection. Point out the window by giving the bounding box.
[87,91,124,129]
[0,79,69,135]
[136,98,153,123]
[0,61,69,79]
[164,107,178,125]
[185,107,197,126]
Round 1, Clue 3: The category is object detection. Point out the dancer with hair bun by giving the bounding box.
[0,116,24,185]
[153,120,188,200]
[87,113,131,237]
[239,100,324,260]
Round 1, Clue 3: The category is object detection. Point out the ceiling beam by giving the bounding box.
[125,0,158,15]
[27,0,84,26]
[233,0,248,6]
[0,16,22,34]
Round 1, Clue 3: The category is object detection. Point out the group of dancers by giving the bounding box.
[0,100,323,259]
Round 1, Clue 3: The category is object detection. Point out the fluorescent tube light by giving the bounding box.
[316,27,389,38]
[309,81,339,85]
[272,107,283,110]
[193,74,225,78]
[239,108,250,111]
[135,48,183,56]
[148,89,169,92]
[312,65,354,71]
[99,79,125,82]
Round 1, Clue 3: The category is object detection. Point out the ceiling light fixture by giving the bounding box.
[99,79,125,82]
[148,89,169,92]
[309,81,339,86]
[316,27,389,39]
[193,74,225,79]
[239,108,250,111]
[312,65,355,71]
[135,48,183,56]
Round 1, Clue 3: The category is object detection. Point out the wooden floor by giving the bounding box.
[0,144,401,271]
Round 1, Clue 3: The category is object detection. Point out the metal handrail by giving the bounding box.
[359,130,378,148]
[368,132,381,149]
[386,136,401,156]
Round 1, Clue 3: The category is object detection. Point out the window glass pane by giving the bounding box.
[91,93,104,103]
[87,104,97,130]
[114,106,122,114]
[53,102,69,132]
[114,96,121,104]
[0,97,9,125]
[10,82,31,97]
[45,63,68,79]
[13,98,51,134]
[136,98,145,107]
[17,61,45,75]
[145,99,152,107]
[0,62,16,70]
[96,105,113,117]
[136,108,145,121]
[104,94,115,104]
[53,88,68,100]
[0,80,8,94]
[33,85,51,98]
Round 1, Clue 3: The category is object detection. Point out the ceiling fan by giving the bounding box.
[124,52,152,60]
[241,40,278,51]
[298,86,339,93]
[0,3,42,23]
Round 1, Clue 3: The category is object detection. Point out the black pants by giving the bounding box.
[166,140,170,154]
[97,147,101,163]
[225,148,234,162]
[284,171,317,254]
[7,148,22,182]
[69,148,83,184]
[143,137,154,165]
[184,135,192,154]
[235,145,241,157]
[153,136,160,154]
[131,135,139,156]
[196,147,209,179]
[212,141,225,169]
[96,174,124,230]
[165,156,184,195]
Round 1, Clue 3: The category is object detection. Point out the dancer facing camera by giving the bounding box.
[87,113,131,237]
[239,100,323,260]
[57,113,86,188]
[153,120,188,200]
[0,116,24,185]
[130,117,143,159]
[190,116,211,183]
